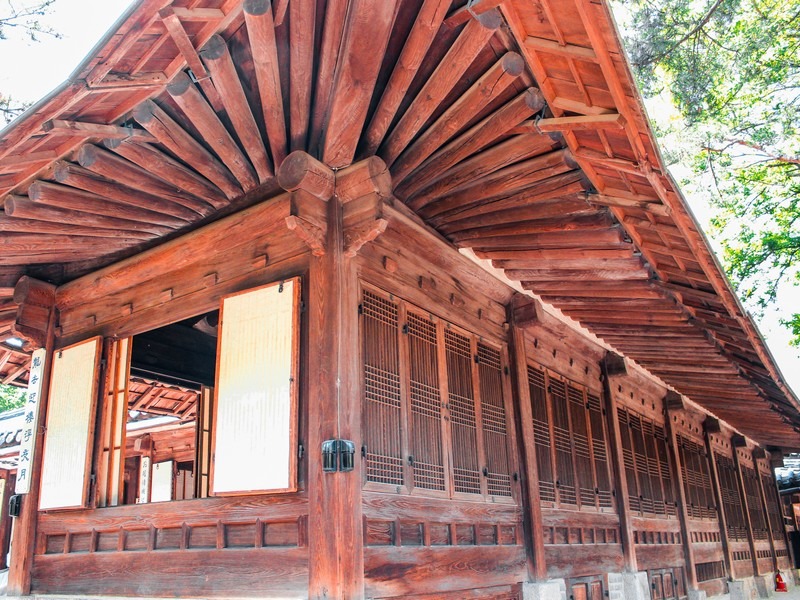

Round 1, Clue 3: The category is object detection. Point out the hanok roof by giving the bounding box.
[0,0,798,447]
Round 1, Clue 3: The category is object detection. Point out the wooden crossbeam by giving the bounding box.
[53,160,203,221]
[159,6,224,112]
[42,120,156,142]
[444,0,505,27]
[2,364,27,385]
[0,214,152,240]
[1,150,59,167]
[587,192,670,217]
[5,196,167,237]
[288,0,316,151]
[397,88,546,199]
[28,179,186,229]
[308,0,348,154]
[525,36,596,60]
[172,8,224,20]
[103,139,223,210]
[418,149,575,218]
[550,96,615,116]
[87,72,168,89]
[76,144,215,216]
[536,114,624,132]
[440,197,593,236]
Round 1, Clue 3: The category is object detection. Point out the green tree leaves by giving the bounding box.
[0,384,26,413]
[617,0,800,344]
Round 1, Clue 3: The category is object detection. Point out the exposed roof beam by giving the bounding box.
[525,36,597,60]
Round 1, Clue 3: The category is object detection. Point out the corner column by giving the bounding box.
[280,152,391,599]
[279,151,364,599]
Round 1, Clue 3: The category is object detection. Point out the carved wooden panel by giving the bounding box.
[33,495,309,597]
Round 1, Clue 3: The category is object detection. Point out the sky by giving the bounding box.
[2,0,799,395]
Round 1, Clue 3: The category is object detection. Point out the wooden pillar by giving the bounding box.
[508,295,546,581]
[730,436,760,576]
[7,277,57,596]
[601,352,637,572]
[663,392,699,590]
[703,418,735,580]
[281,151,364,598]
[766,449,793,568]
[752,448,779,573]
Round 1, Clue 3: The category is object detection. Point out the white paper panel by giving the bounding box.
[137,456,151,503]
[212,279,298,494]
[39,338,100,510]
[150,460,173,503]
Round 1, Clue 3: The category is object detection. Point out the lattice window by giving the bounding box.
[654,425,677,517]
[360,286,515,501]
[446,329,482,495]
[762,472,785,540]
[678,435,716,520]
[741,465,769,540]
[362,290,403,486]
[408,312,445,492]
[550,378,577,506]
[529,366,555,503]
[569,385,595,507]
[618,409,640,513]
[618,407,675,518]
[696,561,726,582]
[588,394,613,509]
[715,453,748,541]
[527,365,613,511]
[479,343,512,497]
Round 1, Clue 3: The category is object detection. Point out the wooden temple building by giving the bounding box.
[0,0,799,598]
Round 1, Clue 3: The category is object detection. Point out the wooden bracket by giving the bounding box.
[343,218,388,258]
[285,180,330,256]
[664,390,684,412]
[12,276,56,348]
[603,351,627,377]
[510,294,539,329]
[341,181,389,258]
[704,417,721,434]
[286,215,326,256]
[752,447,766,459]
[767,446,784,468]
[731,434,747,448]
